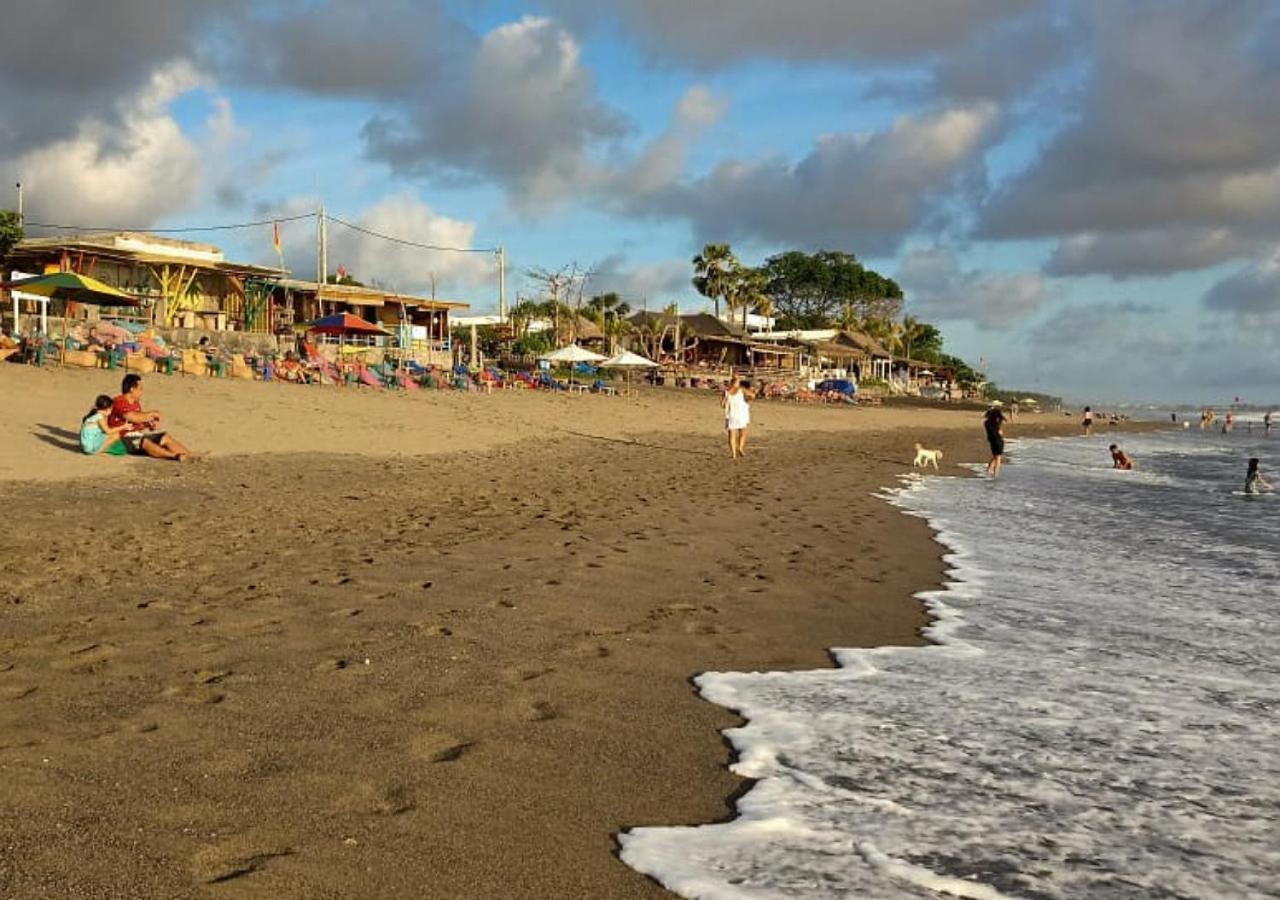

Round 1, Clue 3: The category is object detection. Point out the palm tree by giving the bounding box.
[729,266,768,330]
[692,243,737,319]
[900,314,928,365]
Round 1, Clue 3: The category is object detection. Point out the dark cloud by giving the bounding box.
[1203,252,1280,316]
[227,0,470,98]
[1045,228,1261,279]
[0,1,231,156]
[549,0,1035,67]
[980,2,1280,244]
[621,105,997,254]
[363,16,626,205]
[898,246,1053,330]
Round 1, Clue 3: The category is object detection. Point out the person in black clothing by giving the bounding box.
[984,407,1006,477]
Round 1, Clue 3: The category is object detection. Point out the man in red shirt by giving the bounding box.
[109,374,196,461]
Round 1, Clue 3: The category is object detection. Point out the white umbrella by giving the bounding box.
[601,349,658,396]
[540,344,606,363]
[539,343,606,389]
[601,350,658,368]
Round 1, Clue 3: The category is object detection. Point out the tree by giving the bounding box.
[726,265,768,329]
[692,243,737,319]
[586,292,632,353]
[762,249,903,329]
[0,211,23,264]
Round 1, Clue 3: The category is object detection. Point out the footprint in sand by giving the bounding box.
[415,624,453,637]
[525,700,559,722]
[411,732,476,764]
[191,840,293,885]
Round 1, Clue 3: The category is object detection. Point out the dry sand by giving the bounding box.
[0,364,1079,898]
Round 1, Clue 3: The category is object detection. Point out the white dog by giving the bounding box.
[913,443,943,470]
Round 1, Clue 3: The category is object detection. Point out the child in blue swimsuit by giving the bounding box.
[80,395,129,456]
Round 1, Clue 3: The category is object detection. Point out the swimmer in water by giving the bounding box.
[1244,458,1271,495]
[1109,444,1134,470]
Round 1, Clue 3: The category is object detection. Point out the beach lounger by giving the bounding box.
[356,366,385,389]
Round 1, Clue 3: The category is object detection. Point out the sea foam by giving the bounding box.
[621,429,1280,898]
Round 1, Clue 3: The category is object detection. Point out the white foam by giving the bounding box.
[622,429,1280,898]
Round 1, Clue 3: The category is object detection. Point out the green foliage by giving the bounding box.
[938,354,981,386]
[762,249,903,330]
[691,243,738,318]
[328,273,366,287]
[0,211,23,262]
[451,324,503,356]
[513,330,553,356]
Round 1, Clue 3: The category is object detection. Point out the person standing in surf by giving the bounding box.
[722,376,753,460]
[1264,411,1272,436]
[985,406,1006,477]
[1245,458,1271,495]
[1082,406,1094,436]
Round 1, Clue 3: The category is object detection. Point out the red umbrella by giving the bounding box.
[305,313,388,336]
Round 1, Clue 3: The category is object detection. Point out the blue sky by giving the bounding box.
[2,0,1278,404]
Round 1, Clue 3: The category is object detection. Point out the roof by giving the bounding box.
[679,312,748,339]
[833,329,892,357]
[12,233,281,278]
[276,278,468,311]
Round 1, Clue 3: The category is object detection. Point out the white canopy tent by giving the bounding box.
[9,270,49,335]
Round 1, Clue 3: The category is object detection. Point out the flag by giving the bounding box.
[272,220,282,256]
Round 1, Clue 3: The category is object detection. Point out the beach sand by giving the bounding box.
[0,365,1083,897]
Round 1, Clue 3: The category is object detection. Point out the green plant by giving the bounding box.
[0,211,23,263]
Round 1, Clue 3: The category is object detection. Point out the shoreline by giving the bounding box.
[0,366,1108,896]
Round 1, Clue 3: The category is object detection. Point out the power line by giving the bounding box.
[326,214,498,254]
[22,211,317,234]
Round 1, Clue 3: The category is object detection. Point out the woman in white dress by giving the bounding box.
[722,376,753,459]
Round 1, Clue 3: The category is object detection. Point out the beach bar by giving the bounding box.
[6,233,284,333]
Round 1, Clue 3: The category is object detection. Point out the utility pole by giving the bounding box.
[15,182,22,224]
[496,245,506,322]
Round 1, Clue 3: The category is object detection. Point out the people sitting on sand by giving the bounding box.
[107,374,198,461]
[80,394,130,456]
[985,406,1006,477]
[1245,458,1271,495]
[276,351,307,383]
[1109,444,1134,470]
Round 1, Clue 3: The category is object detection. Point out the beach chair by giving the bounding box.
[356,366,385,389]
[230,353,256,380]
[181,348,210,377]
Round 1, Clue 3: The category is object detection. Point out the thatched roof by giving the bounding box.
[833,329,892,357]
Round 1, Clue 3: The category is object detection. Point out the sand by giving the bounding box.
[0,364,1081,897]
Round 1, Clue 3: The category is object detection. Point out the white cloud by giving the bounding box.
[325,193,495,296]
[5,62,208,227]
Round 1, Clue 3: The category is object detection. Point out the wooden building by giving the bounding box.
[274,279,468,359]
[7,233,283,332]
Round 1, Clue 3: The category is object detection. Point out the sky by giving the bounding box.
[2,0,1278,404]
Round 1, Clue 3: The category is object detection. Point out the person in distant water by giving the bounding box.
[1081,405,1094,436]
[1244,458,1271,495]
[984,406,1006,477]
[80,394,130,456]
[722,376,754,459]
[1109,444,1134,470]
[1223,410,1234,433]
[108,374,198,461]
[1170,412,1178,424]
[1265,411,1273,436]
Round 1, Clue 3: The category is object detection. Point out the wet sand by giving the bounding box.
[0,364,1080,897]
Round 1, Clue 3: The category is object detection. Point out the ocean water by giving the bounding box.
[621,427,1280,899]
